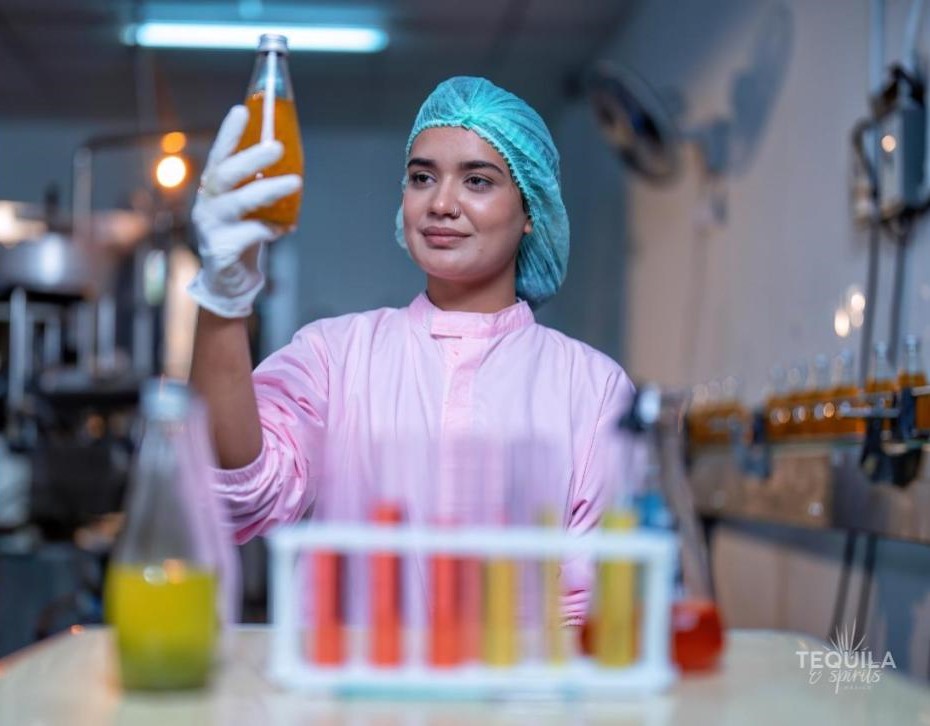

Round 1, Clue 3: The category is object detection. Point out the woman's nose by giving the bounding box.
[429,181,459,217]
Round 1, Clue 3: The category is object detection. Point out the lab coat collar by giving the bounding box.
[409,291,535,338]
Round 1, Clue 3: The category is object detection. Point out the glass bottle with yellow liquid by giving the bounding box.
[236,33,304,229]
[106,380,227,691]
[809,355,831,437]
[786,363,809,438]
[899,335,930,431]
[830,349,864,437]
[765,365,790,442]
[866,342,896,432]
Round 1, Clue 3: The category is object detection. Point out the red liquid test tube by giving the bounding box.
[370,502,403,666]
[429,553,461,667]
[313,550,344,665]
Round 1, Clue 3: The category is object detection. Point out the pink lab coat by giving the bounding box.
[213,292,636,625]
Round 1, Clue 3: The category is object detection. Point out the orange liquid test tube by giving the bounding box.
[370,503,403,667]
[429,554,461,667]
[312,551,344,665]
[459,556,483,662]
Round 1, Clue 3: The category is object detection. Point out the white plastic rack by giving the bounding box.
[267,523,678,699]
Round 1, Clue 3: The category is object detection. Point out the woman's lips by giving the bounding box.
[422,227,469,247]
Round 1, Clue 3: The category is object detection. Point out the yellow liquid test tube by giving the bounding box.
[594,509,636,667]
[483,558,518,666]
[539,509,565,663]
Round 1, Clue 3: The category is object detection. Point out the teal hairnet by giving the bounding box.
[395,76,569,308]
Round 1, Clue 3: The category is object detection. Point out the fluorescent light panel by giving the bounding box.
[124,22,388,52]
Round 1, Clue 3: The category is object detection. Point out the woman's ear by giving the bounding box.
[524,216,533,235]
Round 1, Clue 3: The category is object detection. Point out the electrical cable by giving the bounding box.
[829,531,859,640]
[886,220,912,366]
[854,534,878,649]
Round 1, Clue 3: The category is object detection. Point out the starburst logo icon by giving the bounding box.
[829,621,866,655]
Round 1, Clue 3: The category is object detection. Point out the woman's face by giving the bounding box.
[402,127,532,291]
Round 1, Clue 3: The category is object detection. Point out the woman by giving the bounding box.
[188,76,635,625]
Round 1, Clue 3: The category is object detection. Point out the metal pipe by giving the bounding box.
[888,233,909,367]
[132,244,154,376]
[7,286,28,416]
[76,301,95,373]
[97,293,116,372]
[43,314,62,367]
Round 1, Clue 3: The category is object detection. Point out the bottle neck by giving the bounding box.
[247,50,295,101]
[871,351,894,382]
[903,348,924,375]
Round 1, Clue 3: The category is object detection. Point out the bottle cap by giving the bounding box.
[141,378,191,421]
[258,33,289,54]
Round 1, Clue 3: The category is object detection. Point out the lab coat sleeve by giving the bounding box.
[212,322,330,543]
[561,368,637,625]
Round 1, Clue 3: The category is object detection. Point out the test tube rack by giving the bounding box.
[267,523,678,699]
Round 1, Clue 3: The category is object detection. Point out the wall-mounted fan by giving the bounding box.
[585,62,683,182]
[585,62,730,183]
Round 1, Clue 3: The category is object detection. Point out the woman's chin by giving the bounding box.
[411,253,475,281]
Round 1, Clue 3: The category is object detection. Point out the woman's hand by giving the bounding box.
[187,105,302,319]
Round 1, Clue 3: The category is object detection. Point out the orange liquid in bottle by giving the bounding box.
[237,91,304,229]
[829,384,865,436]
[765,394,790,442]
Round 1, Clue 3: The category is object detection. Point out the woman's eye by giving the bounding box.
[409,172,432,185]
[466,176,492,189]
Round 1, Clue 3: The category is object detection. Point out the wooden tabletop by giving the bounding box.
[1,626,928,725]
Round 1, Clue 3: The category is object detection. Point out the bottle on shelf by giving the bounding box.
[899,335,930,431]
[865,341,896,432]
[809,355,831,437]
[785,363,808,439]
[765,366,790,442]
[830,350,864,437]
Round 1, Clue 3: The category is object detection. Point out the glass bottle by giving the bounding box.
[765,365,790,442]
[809,355,831,437]
[899,335,930,430]
[830,350,864,437]
[712,376,747,446]
[866,342,896,431]
[105,380,228,691]
[686,383,710,448]
[236,33,304,229]
[786,363,808,439]
[867,342,895,396]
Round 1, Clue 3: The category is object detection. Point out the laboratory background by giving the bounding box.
[3,0,930,721]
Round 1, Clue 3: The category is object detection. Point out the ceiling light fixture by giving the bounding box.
[123,22,388,52]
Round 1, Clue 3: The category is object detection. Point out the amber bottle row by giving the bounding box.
[687,336,930,447]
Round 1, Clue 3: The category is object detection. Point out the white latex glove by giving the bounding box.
[187,105,302,319]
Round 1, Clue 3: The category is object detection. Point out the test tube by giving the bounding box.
[313,550,345,664]
[593,509,636,667]
[370,501,403,667]
[459,556,483,662]
[539,509,565,663]
[483,557,518,665]
[481,464,523,667]
[429,551,461,667]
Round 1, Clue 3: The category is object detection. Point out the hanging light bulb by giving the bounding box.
[155,154,188,189]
